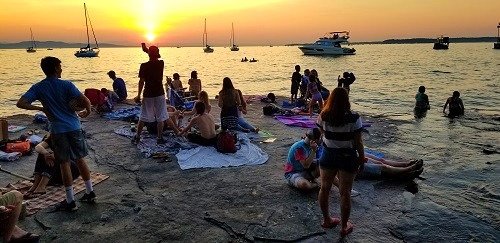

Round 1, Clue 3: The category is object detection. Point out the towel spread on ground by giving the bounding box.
[8,125,27,133]
[275,115,318,128]
[275,115,373,129]
[114,125,197,158]
[5,172,109,215]
[176,133,268,170]
[0,151,22,161]
[104,106,141,121]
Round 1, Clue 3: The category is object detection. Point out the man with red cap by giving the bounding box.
[133,45,179,144]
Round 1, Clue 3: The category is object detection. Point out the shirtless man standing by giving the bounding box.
[179,102,217,146]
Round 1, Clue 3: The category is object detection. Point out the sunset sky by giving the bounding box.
[0,0,499,46]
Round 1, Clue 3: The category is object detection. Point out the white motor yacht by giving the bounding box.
[299,31,355,55]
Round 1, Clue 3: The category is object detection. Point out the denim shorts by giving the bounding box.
[52,130,88,162]
[319,146,359,173]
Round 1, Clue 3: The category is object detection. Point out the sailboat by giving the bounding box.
[26,28,36,53]
[203,18,214,53]
[75,3,99,57]
[230,23,239,51]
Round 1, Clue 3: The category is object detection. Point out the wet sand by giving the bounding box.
[1,97,498,242]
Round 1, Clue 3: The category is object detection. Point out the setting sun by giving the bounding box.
[146,32,156,42]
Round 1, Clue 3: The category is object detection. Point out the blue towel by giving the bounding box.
[104,107,141,121]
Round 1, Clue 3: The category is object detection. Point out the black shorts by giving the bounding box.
[291,83,299,95]
[52,130,88,163]
[319,147,359,173]
[187,133,217,146]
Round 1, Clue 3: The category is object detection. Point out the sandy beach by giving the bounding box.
[0,96,445,242]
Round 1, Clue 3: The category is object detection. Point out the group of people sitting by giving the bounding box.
[414,86,465,118]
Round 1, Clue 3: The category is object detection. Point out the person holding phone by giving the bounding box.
[133,44,176,144]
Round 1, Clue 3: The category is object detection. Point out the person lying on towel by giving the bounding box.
[179,102,217,146]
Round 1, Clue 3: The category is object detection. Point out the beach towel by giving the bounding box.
[104,106,141,121]
[276,115,373,129]
[114,125,197,158]
[275,115,317,128]
[8,125,27,133]
[5,172,108,216]
[365,149,385,159]
[0,151,22,161]
[176,133,268,170]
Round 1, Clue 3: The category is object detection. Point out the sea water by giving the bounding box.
[0,43,498,240]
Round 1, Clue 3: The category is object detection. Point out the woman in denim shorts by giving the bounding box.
[316,87,366,237]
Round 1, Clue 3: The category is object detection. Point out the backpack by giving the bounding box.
[84,88,113,113]
[216,130,238,153]
[5,140,32,155]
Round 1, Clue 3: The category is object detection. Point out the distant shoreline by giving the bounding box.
[0,36,498,49]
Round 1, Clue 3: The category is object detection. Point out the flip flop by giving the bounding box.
[340,221,354,237]
[321,216,340,229]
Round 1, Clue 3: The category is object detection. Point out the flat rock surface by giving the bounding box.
[2,97,497,242]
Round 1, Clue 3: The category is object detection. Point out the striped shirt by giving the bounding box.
[316,112,363,149]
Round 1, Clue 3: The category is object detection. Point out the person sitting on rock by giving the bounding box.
[24,134,80,199]
[179,102,217,146]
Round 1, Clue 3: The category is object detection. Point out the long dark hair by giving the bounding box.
[222,77,234,91]
[320,87,351,126]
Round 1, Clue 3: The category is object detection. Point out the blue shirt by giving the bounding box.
[112,78,127,100]
[284,140,311,177]
[22,78,82,134]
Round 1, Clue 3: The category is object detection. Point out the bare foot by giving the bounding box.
[321,216,340,229]
[340,221,354,237]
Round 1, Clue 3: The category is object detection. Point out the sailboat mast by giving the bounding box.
[232,23,235,46]
[84,3,90,48]
[203,18,207,46]
[30,28,35,48]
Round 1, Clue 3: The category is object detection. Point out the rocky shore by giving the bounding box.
[1,97,425,242]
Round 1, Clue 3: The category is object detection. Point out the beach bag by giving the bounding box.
[84,88,113,112]
[216,130,238,153]
[5,140,31,155]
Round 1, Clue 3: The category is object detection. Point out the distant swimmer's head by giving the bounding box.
[41,56,62,78]
[173,73,180,80]
[191,70,198,79]
[295,65,301,72]
[343,72,349,78]
[453,91,460,98]
[311,69,318,77]
[419,86,426,93]
[148,46,161,58]
[304,69,310,76]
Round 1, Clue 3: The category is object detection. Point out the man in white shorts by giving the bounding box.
[133,45,179,144]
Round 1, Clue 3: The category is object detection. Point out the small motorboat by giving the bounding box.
[249,58,258,62]
[433,36,449,50]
